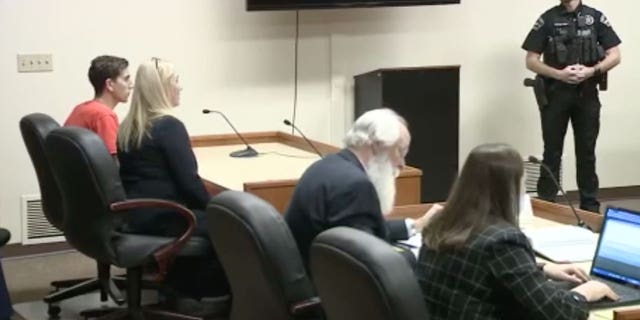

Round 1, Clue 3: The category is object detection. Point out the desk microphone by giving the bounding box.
[528,156,593,232]
[283,119,323,158]
[202,109,258,158]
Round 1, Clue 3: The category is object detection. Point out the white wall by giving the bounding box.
[319,0,640,191]
[0,0,637,243]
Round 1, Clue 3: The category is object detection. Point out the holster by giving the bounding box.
[524,75,549,110]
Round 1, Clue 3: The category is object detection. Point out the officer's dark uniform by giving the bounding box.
[522,2,621,212]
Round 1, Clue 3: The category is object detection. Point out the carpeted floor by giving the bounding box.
[4,251,97,304]
[4,251,117,319]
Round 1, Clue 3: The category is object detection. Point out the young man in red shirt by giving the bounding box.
[65,55,132,156]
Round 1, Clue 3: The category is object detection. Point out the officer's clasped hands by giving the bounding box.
[559,64,594,84]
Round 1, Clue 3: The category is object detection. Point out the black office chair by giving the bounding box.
[206,191,323,320]
[310,227,429,320]
[0,229,10,248]
[45,126,215,320]
[20,113,123,317]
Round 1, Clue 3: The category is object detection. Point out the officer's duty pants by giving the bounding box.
[537,83,601,212]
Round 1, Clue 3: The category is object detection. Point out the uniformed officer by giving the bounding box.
[522,0,621,213]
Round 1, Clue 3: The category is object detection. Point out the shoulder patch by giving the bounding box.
[532,16,544,31]
[585,14,595,26]
[600,14,612,28]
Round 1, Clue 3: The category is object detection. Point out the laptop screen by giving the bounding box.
[591,207,640,286]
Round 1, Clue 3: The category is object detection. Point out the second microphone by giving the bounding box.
[283,119,323,158]
[202,109,258,158]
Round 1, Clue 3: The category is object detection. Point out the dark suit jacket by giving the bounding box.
[118,115,210,236]
[417,223,588,320]
[285,149,409,267]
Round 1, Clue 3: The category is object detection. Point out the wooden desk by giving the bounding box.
[390,199,640,320]
[389,198,604,231]
[191,131,422,213]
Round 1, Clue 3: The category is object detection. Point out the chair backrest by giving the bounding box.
[45,127,126,264]
[310,227,429,320]
[206,191,317,320]
[19,113,64,229]
[0,229,10,247]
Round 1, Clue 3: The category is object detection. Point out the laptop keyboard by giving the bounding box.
[601,279,640,299]
[589,277,640,309]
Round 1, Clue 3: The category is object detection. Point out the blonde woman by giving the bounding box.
[117,58,210,236]
[117,58,228,303]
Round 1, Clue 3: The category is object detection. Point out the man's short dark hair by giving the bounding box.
[88,55,129,97]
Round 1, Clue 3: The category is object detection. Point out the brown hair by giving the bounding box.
[422,143,523,251]
[88,55,129,97]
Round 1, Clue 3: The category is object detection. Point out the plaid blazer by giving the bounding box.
[417,223,588,320]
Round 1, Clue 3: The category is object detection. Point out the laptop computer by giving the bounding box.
[588,206,640,309]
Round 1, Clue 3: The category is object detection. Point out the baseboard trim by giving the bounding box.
[566,185,640,202]
[1,241,72,259]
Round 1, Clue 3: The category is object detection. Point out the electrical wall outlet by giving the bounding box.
[17,54,53,73]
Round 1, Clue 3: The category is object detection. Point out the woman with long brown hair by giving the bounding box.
[418,143,617,320]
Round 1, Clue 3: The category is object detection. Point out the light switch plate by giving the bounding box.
[17,54,53,73]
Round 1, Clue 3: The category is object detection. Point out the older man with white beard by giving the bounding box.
[285,108,441,268]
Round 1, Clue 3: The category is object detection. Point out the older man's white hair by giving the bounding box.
[344,108,407,149]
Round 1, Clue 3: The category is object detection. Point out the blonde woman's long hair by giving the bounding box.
[117,58,176,151]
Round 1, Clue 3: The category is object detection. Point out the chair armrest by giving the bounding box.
[110,199,196,278]
[290,296,322,317]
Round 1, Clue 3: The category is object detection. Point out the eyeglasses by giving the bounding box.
[151,57,161,71]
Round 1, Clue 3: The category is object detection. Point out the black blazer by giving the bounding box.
[118,115,210,235]
[417,223,588,320]
[285,149,408,267]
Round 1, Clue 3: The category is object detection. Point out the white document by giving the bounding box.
[523,225,599,263]
[519,193,534,224]
[398,233,422,258]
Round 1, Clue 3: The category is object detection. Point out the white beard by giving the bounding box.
[365,154,398,216]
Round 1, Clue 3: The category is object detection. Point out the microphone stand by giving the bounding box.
[529,156,593,232]
[203,109,258,158]
[283,119,323,158]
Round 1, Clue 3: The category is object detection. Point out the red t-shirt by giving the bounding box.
[64,100,119,154]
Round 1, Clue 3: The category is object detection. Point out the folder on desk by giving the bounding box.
[523,225,598,263]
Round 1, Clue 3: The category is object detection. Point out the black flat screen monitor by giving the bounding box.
[247,0,460,11]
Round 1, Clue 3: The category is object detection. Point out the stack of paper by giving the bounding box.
[523,225,599,263]
[398,234,422,258]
